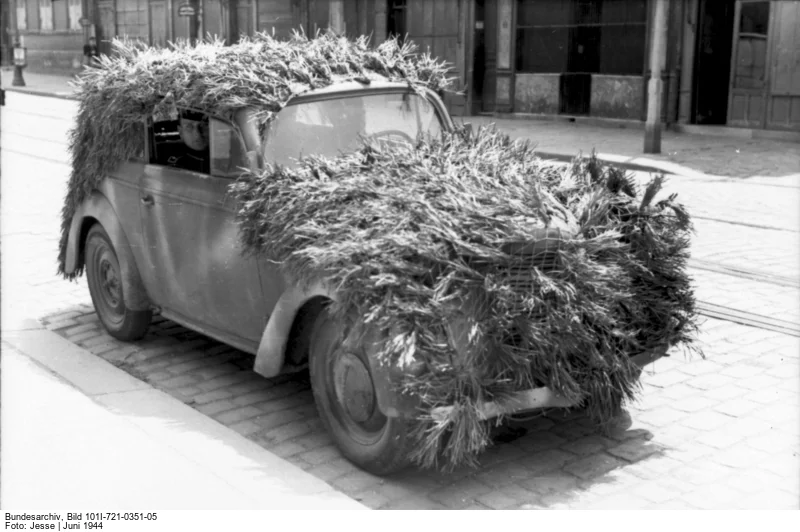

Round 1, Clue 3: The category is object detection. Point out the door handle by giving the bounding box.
[141,195,154,207]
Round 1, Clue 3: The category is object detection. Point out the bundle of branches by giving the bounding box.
[231,125,699,470]
[58,30,453,277]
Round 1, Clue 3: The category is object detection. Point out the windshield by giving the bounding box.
[262,92,444,167]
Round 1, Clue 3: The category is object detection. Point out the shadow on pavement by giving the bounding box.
[42,305,667,510]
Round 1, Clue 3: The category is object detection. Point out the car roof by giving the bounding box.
[292,80,432,102]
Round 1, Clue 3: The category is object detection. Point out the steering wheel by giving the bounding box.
[369,129,415,147]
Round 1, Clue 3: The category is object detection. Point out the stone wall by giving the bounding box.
[590,75,644,120]
[513,73,559,114]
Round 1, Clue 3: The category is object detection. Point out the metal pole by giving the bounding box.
[644,0,669,154]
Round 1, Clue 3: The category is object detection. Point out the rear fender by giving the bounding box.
[64,191,151,311]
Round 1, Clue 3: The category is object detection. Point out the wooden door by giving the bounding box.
[406,0,468,115]
[766,0,800,130]
[727,0,772,128]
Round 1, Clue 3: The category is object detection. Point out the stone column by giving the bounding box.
[329,0,345,34]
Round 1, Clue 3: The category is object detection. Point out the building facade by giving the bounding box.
[8,0,799,131]
[478,0,800,132]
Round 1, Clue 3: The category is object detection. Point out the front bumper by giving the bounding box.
[428,344,669,423]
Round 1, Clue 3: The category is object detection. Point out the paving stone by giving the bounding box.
[259,420,314,444]
[712,398,761,418]
[520,472,580,497]
[68,330,103,344]
[680,483,744,510]
[641,406,688,427]
[46,318,79,330]
[98,345,139,364]
[606,440,663,463]
[213,405,262,425]
[155,373,202,389]
[742,388,783,405]
[331,471,383,496]
[694,430,747,450]
[196,399,237,417]
[351,488,392,509]
[563,452,626,481]
[297,446,344,466]
[227,419,263,437]
[191,387,235,404]
[644,370,692,388]
[189,362,241,380]
[685,373,736,391]
[679,410,735,431]
[252,409,300,431]
[702,384,751,401]
[516,430,567,452]
[474,490,523,510]
[87,341,121,356]
[519,449,575,475]
[670,396,720,413]
[195,371,254,393]
[383,496,447,510]
[294,431,334,451]
[263,440,306,459]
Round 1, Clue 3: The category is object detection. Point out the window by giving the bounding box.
[515,0,646,75]
[68,0,82,31]
[210,119,250,178]
[16,2,27,30]
[149,109,211,174]
[262,92,444,168]
[733,1,770,89]
[39,0,53,31]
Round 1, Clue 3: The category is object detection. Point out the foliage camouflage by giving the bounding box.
[231,126,699,470]
[58,31,453,277]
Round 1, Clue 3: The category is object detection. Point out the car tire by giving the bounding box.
[85,223,152,341]
[309,307,413,475]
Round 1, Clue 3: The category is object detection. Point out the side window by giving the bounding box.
[149,109,210,174]
[210,118,249,178]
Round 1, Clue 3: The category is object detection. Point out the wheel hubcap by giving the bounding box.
[100,258,122,307]
[333,351,376,424]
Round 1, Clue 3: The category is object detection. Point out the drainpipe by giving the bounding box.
[644,0,669,154]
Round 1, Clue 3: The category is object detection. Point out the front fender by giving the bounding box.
[253,282,338,378]
[64,191,151,311]
[253,284,422,418]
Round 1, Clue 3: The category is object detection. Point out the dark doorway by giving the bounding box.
[692,0,735,124]
[561,0,601,115]
[472,0,486,114]
[387,0,407,43]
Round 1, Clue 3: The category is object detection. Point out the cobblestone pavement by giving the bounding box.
[3,91,799,509]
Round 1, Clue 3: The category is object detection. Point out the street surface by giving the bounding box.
[2,90,798,509]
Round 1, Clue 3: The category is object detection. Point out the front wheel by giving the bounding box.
[85,224,152,341]
[309,308,413,475]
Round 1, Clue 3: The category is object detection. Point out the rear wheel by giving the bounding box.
[309,307,413,475]
[85,224,151,341]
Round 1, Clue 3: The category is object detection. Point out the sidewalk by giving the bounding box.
[1,319,366,510]
[4,69,798,179]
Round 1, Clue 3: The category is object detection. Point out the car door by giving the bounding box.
[138,110,267,351]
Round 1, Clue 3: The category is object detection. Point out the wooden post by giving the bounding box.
[329,0,345,34]
[644,0,669,154]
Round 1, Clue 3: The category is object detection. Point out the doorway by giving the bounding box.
[472,0,485,114]
[692,0,735,125]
